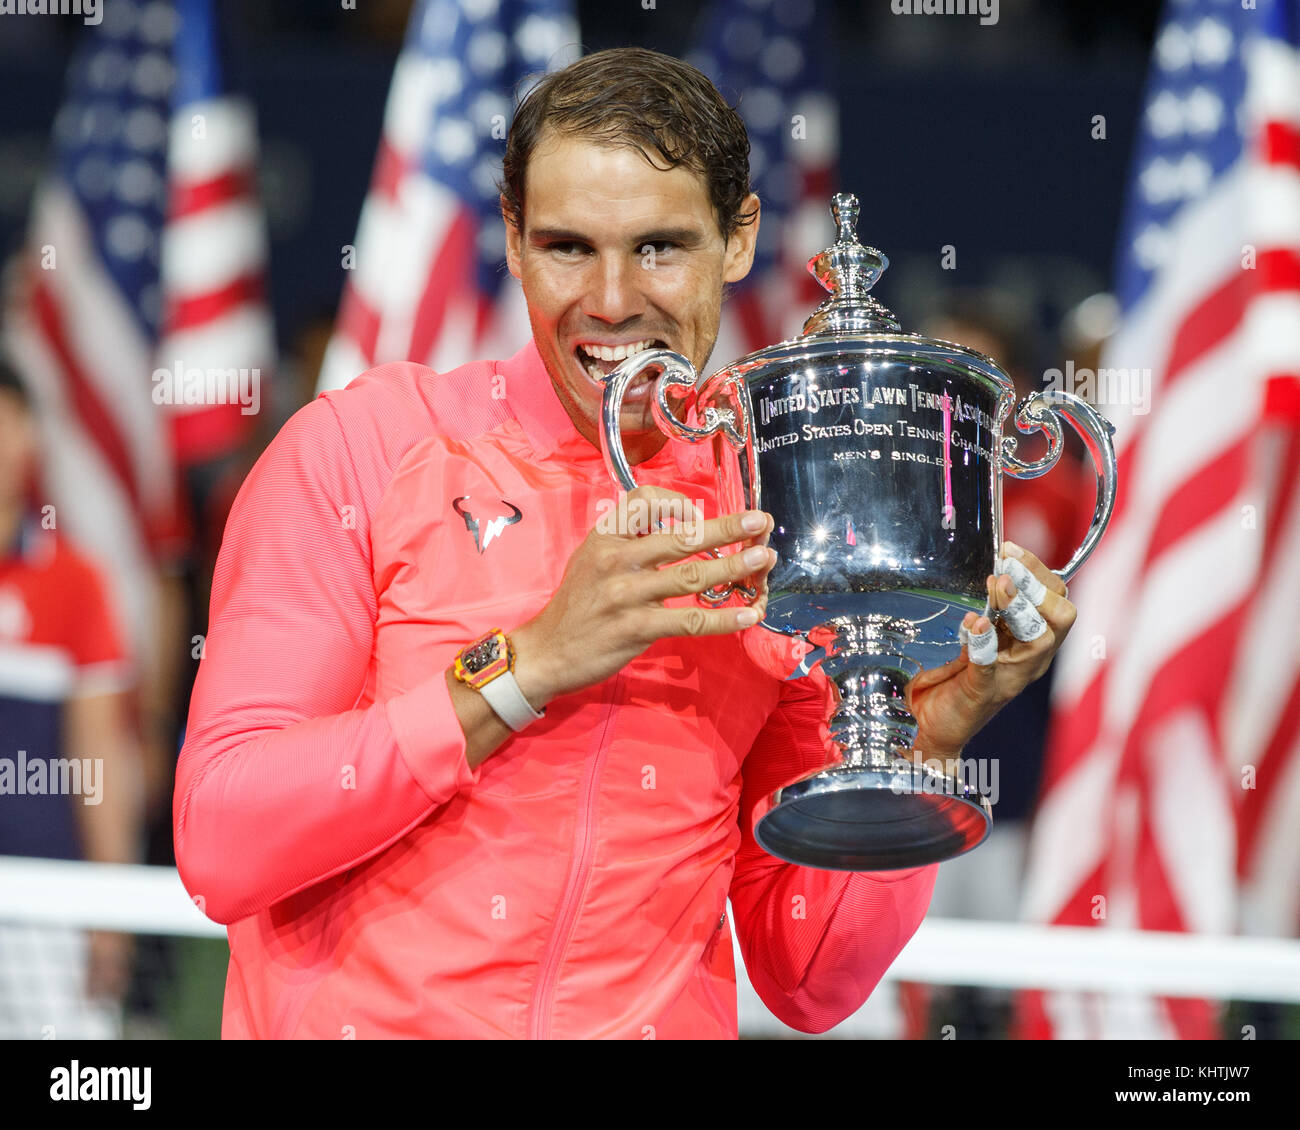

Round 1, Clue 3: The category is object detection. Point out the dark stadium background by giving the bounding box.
[0,0,1161,357]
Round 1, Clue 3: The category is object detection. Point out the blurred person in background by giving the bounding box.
[927,290,1092,570]
[0,357,144,1039]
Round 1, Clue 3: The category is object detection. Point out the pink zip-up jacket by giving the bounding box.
[174,337,938,1039]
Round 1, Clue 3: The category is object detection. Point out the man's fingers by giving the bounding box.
[988,569,1050,643]
[1001,586,1050,642]
[655,600,770,638]
[630,508,771,566]
[647,544,776,602]
[995,556,1047,606]
[995,553,1075,638]
[1001,540,1066,597]
[606,486,704,539]
[965,613,999,665]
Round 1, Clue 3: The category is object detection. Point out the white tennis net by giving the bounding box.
[3,855,1298,1038]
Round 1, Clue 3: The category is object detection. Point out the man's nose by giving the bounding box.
[583,254,646,324]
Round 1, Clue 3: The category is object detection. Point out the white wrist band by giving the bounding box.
[480,670,545,732]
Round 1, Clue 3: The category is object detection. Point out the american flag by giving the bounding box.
[317,0,580,394]
[2,0,273,661]
[1018,0,1300,1039]
[686,0,837,366]
[156,0,274,467]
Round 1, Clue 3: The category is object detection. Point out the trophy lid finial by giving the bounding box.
[831,193,858,244]
[803,193,901,337]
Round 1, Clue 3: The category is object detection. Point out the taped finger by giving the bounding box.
[1002,590,1049,641]
[1002,540,1067,597]
[959,603,990,649]
[995,556,1048,607]
[966,619,998,665]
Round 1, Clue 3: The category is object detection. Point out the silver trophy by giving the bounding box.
[599,193,1117,871]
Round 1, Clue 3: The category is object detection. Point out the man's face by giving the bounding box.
[504,127,760,462]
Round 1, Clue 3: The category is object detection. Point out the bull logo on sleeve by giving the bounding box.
[452,496,523,554]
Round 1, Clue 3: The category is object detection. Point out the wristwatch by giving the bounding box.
[452,628,545,732]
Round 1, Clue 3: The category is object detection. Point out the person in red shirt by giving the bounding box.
[175,47,1077,1039]
[0,359,142,1038]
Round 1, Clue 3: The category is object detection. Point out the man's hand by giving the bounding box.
[512,485,776,708]
[902,540,1076,778]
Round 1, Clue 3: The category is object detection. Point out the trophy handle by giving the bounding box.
[1000,388,1118,584]
[599,348,758,607]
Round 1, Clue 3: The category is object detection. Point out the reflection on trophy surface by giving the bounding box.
[600,193,1118,872]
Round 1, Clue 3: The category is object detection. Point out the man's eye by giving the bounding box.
[641,241,677,255]
[549,242,589,255]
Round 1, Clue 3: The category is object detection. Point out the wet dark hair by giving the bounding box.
[499,46,757,242]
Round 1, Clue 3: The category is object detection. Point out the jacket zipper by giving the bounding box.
[698,912,732,1032]
[527,671,623,1039]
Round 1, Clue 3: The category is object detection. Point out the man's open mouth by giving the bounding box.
[573,339,669,383]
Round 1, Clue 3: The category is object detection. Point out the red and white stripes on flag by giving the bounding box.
[1,0,273,668]
[156,94,274,467]
[316,66,526,391]
[3,183,180,664]
[317,0,580,395]
[1018,11,1300,1040]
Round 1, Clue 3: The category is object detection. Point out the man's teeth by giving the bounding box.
[581,339,658,361]
[576,339,664,383]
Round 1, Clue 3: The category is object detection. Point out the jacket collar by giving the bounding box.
[497,337,580,461]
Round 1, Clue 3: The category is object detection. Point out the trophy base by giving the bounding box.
[754,761,992,871]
